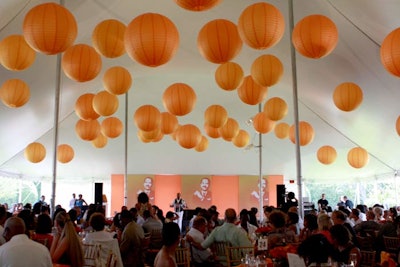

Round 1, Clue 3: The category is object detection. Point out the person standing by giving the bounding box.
[343,196,354,210]
[69,193,76,209]
[318,193,329,212]
[170,192,187,231]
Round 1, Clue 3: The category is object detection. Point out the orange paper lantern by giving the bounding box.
[151,131,164,143]
[251,54,283,87]
[396,116,400,136]
[92,19,126,58]
[103,66,132,95]
[139,128,161,141]
[92,133,108,148]
[237,75,268,105]
[204,124,221,139]
[174,0,222,11]
[62,44,102,82]
[92,91,119,117]
[160,112,179,135]
[176,124,202,149]
[57,144,74,163]
[75,93,100,121]
[23,2,77,55]
[238,2,285,50]
[215,62,244,91]
[101,117,123,138]
[380,28,400,77]
[198,19,243,64]
[195,136,209,152]
[347,147,369,168]
[125,13,179,67]
[134,105,161,132]
[317,145,337,165]
[24,142,46,163]
[289,121,315,146]
[218,117,240,141]
[333,82,363,112]
[75,119,101,141]
[0,35,36,71]
[171,125,182,141]
[0,79,30,108]
[292,14,338,59]
[233,129,250,148]
[263,97,288,121]
[162,83,197,116]
[253,112,275,134]
[274,122,290,139]
[204,105,228,128]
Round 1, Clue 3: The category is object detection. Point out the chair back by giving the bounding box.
[357,236,375,251]
[150,228,163,249]
[82,243,102,267]
[175,247,191,267]
[106,251,118,267]
[226,246,255,267]
[383,236,400,254]
[359,250,376,267]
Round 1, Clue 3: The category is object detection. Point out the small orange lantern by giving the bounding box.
[347,147,369,168]
[151,130,164,143]
[75,119,100,141]
[0,79,30,108]
[292,14,338,59]
[204,105,228,128]
[253,112,275,134]
[215,62,244,91]
[101,117,123,138]
[251,54,283,87]
[380,28,400,78]
[103,66,132,95]
[238,2,285,50]
[174,0,222,11]
[263,97,288,121]
[237,75,268,105]
[195,136,209,152]
[24,142,46,163]
[274,122,290,139]
[125,13,179,67]
[75,93,100,121]
[162,83,197,116]
[204,123,221,139]
[333,82,363,112]
[170,125,182,141]
[137,130,153,143]
[134,105,161,132]
[92,133,108,148]
[218,117,240,141]
[23,2,77,55]
[92,91,119,117]
[198,19,243,64]
[176,124,202,149]
[57,144,74,163]
[160,112,179,135]
[62,44,102,82]
[317,145,337,165]
[92,19,126,58]
[0,35,36,71]
[139,128,161,141]
[233,129,250,148]
[289,121,315,146]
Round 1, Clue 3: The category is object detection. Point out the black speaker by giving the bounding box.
[94,183,103,205]
[276,184,286,208]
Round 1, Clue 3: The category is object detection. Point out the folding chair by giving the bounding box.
[359,250,376,267]
[225,246,255,267]
[211,241,231,267]
[175,247,191,267]
[82,243,102,267]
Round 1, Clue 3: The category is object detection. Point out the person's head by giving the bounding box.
[192,216,207,233]
[166,211,175,220]
[138,192,149,204]
[303,213,318,230]
[162,222,180,247]
[35,213,52,234]
[119,209,133,227]
[176,192,181,199]
[200,177,210,191]
[78,194,83,199]
[366,210,375,221]
[143,177,153,190]
[268,210,287,229]
[2,217,26,242]
[343,196,348,201]
[89,212,106,231]
[298,234,334,265]
[287,192,295,200]
[356,204,366,213]
[330,224,351,247]
[317,213,333,231]
[129,207,138,222]
[224,208,237,223]
[351,209,360,219]
[0,206,6,225]
[373,206,383,219]
[287,211,299,225]
[239,209,249,222]
[321,193,326,199]
[40,195,45,201]
[331,210,346,225]
[143,209,152,220]
[72,193,76,198]
[389,207,398,218]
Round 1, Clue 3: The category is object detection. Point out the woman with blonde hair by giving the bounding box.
[50,210,84,267]
[317,213,334,244]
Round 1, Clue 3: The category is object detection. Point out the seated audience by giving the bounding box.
[186,216,214,267]
[299,213,318,242]
[330,224,361,266]
[32,213,54,250]
[298,233,335,266]
[237,209,258,243]
[317,213,333,244]
[267,210,297,248]
[353,210,381,236]
[154,222,181,267]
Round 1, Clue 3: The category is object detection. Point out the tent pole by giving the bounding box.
[124,92,128,206]
[258,104,263,223]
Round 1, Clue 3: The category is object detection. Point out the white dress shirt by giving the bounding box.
[187,227,212,263]
[84,230,123,267]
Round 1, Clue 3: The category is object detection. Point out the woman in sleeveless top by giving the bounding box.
[330,224,361,266]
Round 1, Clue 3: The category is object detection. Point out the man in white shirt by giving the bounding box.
[69,193,76,209]
[186,216,213,266]
[0,217,52,267]
[170,192,187,231]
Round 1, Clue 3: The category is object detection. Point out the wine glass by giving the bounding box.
[349,253,357,267]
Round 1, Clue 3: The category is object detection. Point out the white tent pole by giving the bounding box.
[124,92,128,206]
[258,104,263,223]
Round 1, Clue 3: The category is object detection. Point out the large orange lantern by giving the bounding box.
[92,19,126,58]
[215,62,244,91]
[347,147,369,168]
[333,82,363,112]
[233,129,250,148]
[174,0,222,11]
[134,105,161,132]
[292,14,338,59]
[0,35,36,71]
[251,54,283,87]
[62,44,102,82]
[162,83,197,116]
[204,124,221,139]
[198,19,243,64]
[0,79,30,108]
[238,2,285,50]
[253,112,275,134]
[263,97,288,121]
[381,28,400,78]
[23,2,77,55]
[125,13,179,67]
[176,124,202,149]
[160,112,179,135]
[274,122,290,139]
[103,66,132,95]
[317,145,337,165]
[57,144,74,163]
[204,105,228,128]
[92,133,108,148]
[195,136,209,152]
[101,117,123,138]
[237,75,268,105]
[92,91,119,117]
[75,93,100,121]
[24,142,46,163]
[289,121,314,146]
[75,119,100,141]
[219,117,240,141]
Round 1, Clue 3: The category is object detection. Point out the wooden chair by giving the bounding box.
[82,243,102,267]
[225,246,255,267]
[211,241,231,267]
[175,247,191,267]
[359,250,376,267]
[106,250,118,267]
[357,235,375,251]
[383,236,400,256]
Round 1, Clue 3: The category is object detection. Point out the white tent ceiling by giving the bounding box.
[1,0,400,183]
